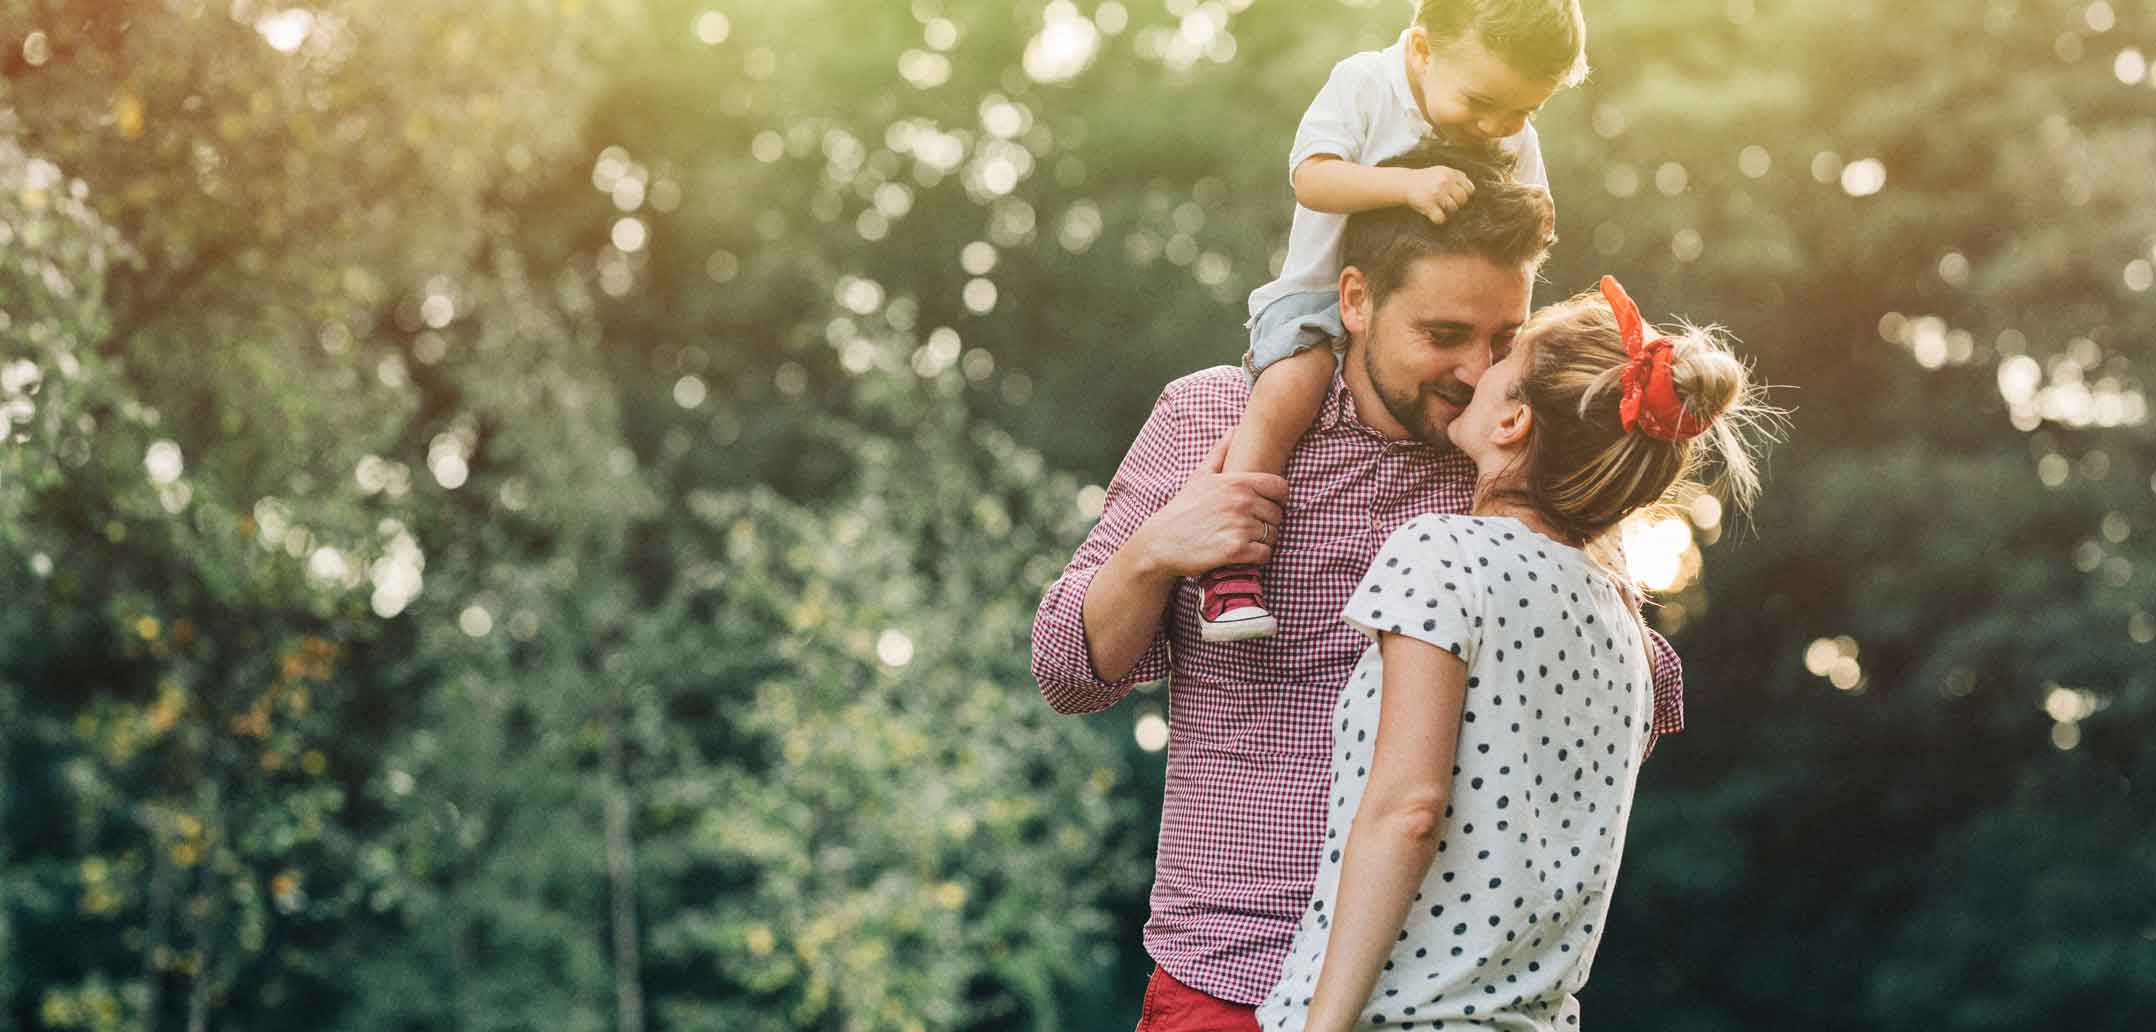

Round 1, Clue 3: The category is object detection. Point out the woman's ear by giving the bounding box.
[1492,401,1534,449]
[1339,266,1371,336]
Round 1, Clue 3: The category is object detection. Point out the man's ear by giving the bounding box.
[1492,400,1534,449]
[1339,266,1372,337]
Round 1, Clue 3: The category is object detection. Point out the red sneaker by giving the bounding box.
[1198,565,1277,642]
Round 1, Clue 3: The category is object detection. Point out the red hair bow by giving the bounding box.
[1600,275,1710,442]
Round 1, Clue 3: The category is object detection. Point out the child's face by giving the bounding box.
[1408,29,1560,143]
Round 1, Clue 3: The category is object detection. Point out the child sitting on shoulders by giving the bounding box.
[1199,0,1589,642]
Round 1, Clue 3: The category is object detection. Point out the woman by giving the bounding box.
[1255,277,1776,1031]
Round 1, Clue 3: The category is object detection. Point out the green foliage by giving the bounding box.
[4,0,2155,1029]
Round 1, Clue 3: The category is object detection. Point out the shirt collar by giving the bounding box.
[1382,29,1426,127]
[1316,371,1435,452]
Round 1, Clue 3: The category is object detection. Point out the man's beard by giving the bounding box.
[1362,340,1469,447]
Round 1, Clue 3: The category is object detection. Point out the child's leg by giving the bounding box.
[1200,295,1339,643]
[1225,345,1336,477]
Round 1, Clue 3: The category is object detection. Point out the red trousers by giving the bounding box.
[1134,964,1260,1032]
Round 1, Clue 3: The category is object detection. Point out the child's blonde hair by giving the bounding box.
[1501,285,1776,545]
[1414,0,1590,88]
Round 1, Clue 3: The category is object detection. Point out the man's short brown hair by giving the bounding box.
[1338,141,1558,311]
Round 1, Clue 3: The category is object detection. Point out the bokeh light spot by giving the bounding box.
[877,629,915,667]
[144,440,184,485]
[1738,145,1771,178]
[2117,48,2148,84]
[1654,162,1688,196]
[256,12,311,53]
[924,18,959,51]
[674,375,708,409]
[2124,259,2153,292]
[695,11,731,45]
[1025,7,1100,83]
[1135,710,1169,752]
[1076,484,1107,519]
[1810,150,1842,184]
[1840,159,1886,197]
[1671,229,1704,263]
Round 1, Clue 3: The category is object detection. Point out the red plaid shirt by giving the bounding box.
[1030,366,1685,1007]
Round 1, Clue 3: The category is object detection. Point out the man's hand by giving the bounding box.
[1131,432,1290,579]
[1402,163,1474,225]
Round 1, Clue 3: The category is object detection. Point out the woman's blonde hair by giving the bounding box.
[1500,285,1777,545]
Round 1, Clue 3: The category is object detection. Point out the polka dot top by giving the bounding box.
[1255,515,1654,1031]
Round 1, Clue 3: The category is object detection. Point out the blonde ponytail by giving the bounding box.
[1505,287,1779,544]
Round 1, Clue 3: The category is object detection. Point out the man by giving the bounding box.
[1029,141,1685,1030]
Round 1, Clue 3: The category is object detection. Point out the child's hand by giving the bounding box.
[1402,164,1474,224]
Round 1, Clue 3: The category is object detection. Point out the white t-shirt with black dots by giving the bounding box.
[1256,514,1654,1032]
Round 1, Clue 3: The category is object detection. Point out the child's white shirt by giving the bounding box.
[1248,30,1551,320]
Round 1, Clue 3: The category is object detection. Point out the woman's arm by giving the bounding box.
[1303,632,1469,1032]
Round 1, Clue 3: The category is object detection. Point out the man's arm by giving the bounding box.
[1588,534,1683,758]
[1642,628,1685,760]
[1029,388,1287,715]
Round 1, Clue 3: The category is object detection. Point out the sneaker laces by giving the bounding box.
[1199,566,1265,619]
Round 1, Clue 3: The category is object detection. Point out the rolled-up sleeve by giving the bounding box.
[1642,628,1686,759]
[1030,389,1190,715]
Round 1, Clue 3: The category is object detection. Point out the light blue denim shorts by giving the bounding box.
[1242,289,1345,384]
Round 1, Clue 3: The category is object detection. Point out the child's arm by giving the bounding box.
[1294,155,1474,224]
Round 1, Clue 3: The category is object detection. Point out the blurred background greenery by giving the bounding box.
[1,0,2152,1029]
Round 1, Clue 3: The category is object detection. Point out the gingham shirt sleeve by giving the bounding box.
[1029,388,1190,715]
[1642,628,1685,760]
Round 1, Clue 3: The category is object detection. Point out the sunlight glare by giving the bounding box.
[257,10,313,54]
[1025,6,1101,83]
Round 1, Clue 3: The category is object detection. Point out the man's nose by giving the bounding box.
[1454,343,1494,385]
